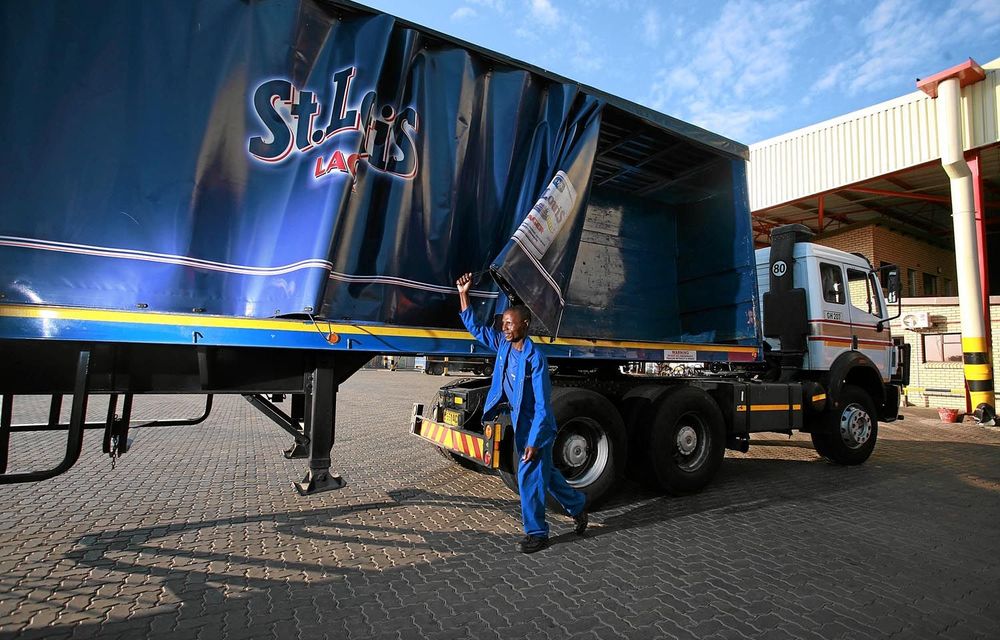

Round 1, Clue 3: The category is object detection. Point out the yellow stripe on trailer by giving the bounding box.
[0,303,758,356]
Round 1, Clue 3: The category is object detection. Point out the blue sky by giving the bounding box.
[355,0,999,144]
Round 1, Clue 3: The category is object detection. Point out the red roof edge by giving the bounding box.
[916,58,986,98]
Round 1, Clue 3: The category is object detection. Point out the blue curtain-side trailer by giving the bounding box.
[0,1,906,498]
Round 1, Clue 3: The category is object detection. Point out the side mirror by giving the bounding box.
[885,268,901,303]
[879,264,903,325]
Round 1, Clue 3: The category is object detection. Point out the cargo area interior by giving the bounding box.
[559,106,756,345]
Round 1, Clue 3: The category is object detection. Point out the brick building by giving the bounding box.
[815,224,958,297]
[748,57,999,413]
[888,297,1000,410]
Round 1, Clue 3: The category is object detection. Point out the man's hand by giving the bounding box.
[521,446,537,462]
[456,272,473,311]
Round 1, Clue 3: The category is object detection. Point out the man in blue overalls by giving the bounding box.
[456,273,587,553]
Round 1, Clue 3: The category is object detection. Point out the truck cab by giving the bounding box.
[756,243,898,382]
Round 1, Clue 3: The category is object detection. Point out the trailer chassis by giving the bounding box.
[0,340,370,494]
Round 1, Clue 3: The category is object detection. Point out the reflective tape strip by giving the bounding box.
[811,394,827,402]
[962,336,989,353]
[963,351,989,365]
[964,364,992,380]
[749,404,801,411]
[967,379,994,393]
[970,390,995,407]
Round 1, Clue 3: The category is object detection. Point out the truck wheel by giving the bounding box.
[811,384,878,465]
[620,385,671,485]
[497,387,626,508]
[648,386,725,495]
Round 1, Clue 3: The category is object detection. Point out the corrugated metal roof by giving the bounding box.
[748,57,1000,212]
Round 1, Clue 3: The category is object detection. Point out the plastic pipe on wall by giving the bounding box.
[934,76,994,414]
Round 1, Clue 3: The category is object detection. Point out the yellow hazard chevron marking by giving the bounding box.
[0,304,758,355]
[417,419,490,464]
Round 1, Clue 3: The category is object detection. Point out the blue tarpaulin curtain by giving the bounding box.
[0,0,601,332]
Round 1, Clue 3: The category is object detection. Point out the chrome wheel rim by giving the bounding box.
[674,412,710,471]
[554,417,610,487]
[676,425,698,455]
[839,403,872,449]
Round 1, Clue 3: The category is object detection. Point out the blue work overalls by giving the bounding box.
[460,308,585,537]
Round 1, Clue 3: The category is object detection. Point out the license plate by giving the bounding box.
[443,409,461,427]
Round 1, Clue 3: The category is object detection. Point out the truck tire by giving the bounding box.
[620,385,671,485]
[425,362,445,376]
[648,386,725,495]
[811,384,878,465]
[497,387,626,508]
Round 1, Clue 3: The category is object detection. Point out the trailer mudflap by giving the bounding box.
[410,403,501,469]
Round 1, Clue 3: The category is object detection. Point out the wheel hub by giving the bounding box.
[562,434,589,467]
[839,404,872,449]
[676,425,698,455]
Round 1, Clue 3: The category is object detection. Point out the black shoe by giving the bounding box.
[518,535,549,554]
[573,510,588,536]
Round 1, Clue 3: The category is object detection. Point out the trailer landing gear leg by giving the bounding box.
[284,394,307,459]
[294,353,373,495]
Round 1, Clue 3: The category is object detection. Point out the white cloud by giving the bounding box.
[450,6,477,21]
[528,0,560,28]
[810,0,1000,97]
[641,8,661,46]
[569,23,604,73]
[646,0,816,141]
[515,25,539,40]
[581,0,630,8]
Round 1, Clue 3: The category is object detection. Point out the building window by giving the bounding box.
[923,273,938,296]
[922,333,962,363]
[820,263,844,304]
[907,269,918,296]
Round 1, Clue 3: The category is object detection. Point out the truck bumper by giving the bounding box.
[410,403,501,469]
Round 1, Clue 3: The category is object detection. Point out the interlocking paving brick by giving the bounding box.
[0,370,999,639]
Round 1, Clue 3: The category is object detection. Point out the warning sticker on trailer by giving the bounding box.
[664,349,697,361]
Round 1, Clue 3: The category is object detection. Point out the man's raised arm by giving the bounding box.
[457,272,501,352]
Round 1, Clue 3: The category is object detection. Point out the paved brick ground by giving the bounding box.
[1,370,998,639]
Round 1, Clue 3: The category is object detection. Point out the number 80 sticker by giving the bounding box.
[771,260,788,277]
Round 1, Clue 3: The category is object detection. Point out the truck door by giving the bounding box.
[845,267,892,379]
[808,261,848,370]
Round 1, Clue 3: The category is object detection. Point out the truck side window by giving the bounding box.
[820,263,844,304]
[847,268,879,317]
